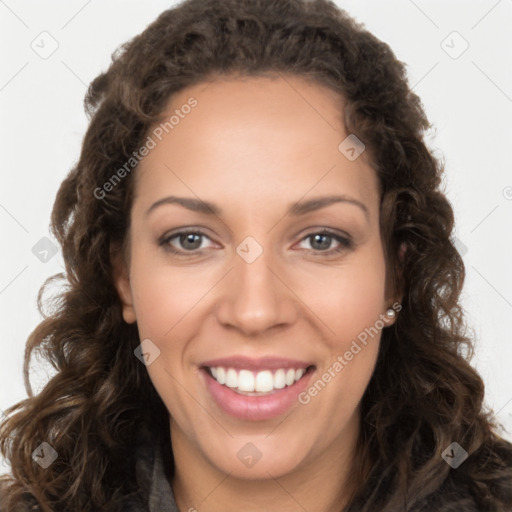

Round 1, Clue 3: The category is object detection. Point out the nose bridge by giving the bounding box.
[215,236,296,335]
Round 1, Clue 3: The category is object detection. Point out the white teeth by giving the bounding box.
[208,366,308,393]
[255,370,274,392]
[273,369,286,389]
[238,370,255,392]
[216,367,226,385]
[225,368,238,388]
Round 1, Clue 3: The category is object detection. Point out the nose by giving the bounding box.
[215,246,298,337]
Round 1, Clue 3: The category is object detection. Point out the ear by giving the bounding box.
[398,241,407,263]
[110,244,137,324]
[396,241,406,304]
[390,241,407,315]
[384,241,407,325]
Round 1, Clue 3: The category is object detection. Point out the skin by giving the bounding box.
[113,74,399,512]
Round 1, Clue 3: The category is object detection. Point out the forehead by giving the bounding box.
[134,74,379,216]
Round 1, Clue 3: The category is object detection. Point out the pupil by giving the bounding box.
[312,234,330,250]
[181,233,201,250]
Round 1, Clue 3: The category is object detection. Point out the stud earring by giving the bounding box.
[386,308,396,319]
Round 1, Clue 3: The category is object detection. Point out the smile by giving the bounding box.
[207,366,307,395]
[200,357,315,420]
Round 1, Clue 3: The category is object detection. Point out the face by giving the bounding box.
[114,74,397,481]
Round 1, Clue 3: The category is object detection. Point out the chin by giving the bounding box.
[202,434,311,480]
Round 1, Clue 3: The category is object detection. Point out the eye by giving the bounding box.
[159,228,353,256]
[296,230,353,254]
[159,230,214,254]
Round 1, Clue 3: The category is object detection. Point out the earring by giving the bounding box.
[385,308,396,319]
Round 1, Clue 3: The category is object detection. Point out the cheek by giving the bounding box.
[129,255,213,340]
[300,258,386,427]
[335,269,386,338]
[128,255,204,421]
[304,249,387,342]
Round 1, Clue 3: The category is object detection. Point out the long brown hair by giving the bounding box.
[1,0,511,510]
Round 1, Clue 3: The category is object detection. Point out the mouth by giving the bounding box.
[205,365,313,395]
[200,357,316,421]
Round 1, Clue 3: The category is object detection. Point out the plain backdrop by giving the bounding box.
[1,0,511,473]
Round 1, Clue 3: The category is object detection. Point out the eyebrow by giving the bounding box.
[145,194,369,220]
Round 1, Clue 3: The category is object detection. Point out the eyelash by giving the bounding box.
[158,228,353,257]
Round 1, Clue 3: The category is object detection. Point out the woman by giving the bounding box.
[1,0,511,510]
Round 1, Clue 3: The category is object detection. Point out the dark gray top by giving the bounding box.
[132,425,179,512]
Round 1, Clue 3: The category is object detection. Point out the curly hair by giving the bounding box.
[1,0,511,510]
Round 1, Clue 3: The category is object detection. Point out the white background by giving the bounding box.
[1,0,511,473]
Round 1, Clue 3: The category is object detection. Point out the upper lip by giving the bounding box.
[201,356,314,372]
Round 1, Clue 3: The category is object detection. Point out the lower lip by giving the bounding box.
[201,368,314,421]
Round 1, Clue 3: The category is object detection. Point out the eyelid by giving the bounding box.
[297,226,351,241]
